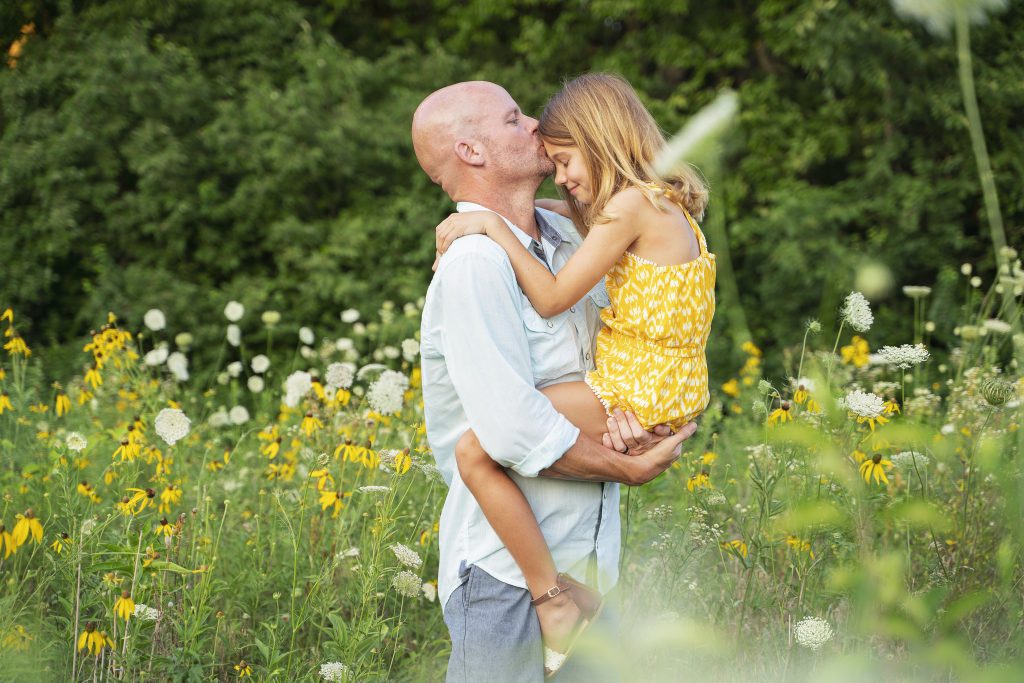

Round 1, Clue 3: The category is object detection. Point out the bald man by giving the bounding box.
[414,82,691,681]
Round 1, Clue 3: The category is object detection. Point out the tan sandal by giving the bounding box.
[531,573,605,678]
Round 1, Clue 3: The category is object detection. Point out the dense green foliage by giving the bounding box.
[2,0,1022,378]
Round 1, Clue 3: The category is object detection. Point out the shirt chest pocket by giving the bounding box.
[522,305,581,384]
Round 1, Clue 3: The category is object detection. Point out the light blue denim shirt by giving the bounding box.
[420,202,618,609]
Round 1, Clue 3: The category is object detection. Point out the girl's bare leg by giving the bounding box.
[454,381,608,652]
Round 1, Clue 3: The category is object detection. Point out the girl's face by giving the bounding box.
[543,141,592,204]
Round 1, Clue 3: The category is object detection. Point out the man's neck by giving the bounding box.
[456,187,539,240]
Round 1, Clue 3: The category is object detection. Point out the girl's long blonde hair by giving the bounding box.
[539,72,708,235]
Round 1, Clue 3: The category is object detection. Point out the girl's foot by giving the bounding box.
[534,591,582,654]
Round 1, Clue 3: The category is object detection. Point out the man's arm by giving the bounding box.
[540,421,697,485]
[439,244,581,478]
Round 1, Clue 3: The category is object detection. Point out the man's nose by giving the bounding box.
[524,115,539,134]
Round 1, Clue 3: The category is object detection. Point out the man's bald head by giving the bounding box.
[412,81,505,189]
[411,81,552,199]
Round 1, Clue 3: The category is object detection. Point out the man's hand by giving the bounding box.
[622,421,697,486]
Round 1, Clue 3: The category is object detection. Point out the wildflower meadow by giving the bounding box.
[3,0,1024,682]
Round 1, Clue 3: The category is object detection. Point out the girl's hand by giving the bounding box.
[535,198,571,218]
[435,211,503,257]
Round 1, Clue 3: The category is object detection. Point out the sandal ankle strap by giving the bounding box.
[530,580,571,607]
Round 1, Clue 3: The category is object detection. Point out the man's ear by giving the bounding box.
[454,139,485,167]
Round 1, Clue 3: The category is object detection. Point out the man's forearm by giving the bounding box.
[537,434,637,484]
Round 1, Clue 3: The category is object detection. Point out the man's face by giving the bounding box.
[477,87,555,181]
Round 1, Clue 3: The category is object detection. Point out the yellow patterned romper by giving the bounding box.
[586,209,716,431]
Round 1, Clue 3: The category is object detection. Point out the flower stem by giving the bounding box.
[955,8,1016,326]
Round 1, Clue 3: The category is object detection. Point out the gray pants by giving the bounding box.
[443,562,621,683]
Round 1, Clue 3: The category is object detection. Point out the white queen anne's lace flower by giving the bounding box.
[143,309,166,331]
[247,376,265,393]
[357,485,390,494]
[841,292,874,332]
[794,616,834,650]
[389,543,423,569]
[166,352,189,381]
[250,354,270,374]
[224,301,245,322]
[984,319,1012,335]
[877,343,930,369]
[154,408,190,446]
[319,661,349,682]
[340,308,360,323]
[401,338,420,361]
[890,451,930,469]
[842,389,885,419]
[284,371,312,408]
[325,362,354,390]
[367,370,408,415]
[66,432,87,452]
[392,570,422,598]
[229,405,250,425]
[133,603,161,621]
[144,346,169,367]
[299,326,315,345]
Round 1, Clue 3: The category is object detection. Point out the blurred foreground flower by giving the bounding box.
[654,89,739,175]
[793,616,834,650]
[892,0,1008,36]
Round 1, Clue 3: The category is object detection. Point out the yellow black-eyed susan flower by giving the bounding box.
[12,509,42,547]
[55,392,71,417]
[234,660,252,677]
[785,535,815,559]
[0,391,13,414]
[155,518,174,537]
[301,412,324,437]
[310,468,334,491]
[114,590,134,621]
[260,437,281,460]
[1,624,33,651]
[3,334,30,357]
[77,622,113,656]
[393,449,412,475]
[84,365,103,389]
[0,524,15,559]
[319,490,350,517]
[840,336,870,367]
[158,484,182,514]
[768,401,793,426]
[122,488,156,515]
[883,398,901,415]
[721,539,748,558]
[687,470,712,492]
[50,532,70,554]
[859,452,892,485]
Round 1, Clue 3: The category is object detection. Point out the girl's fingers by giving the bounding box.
[605,417,628,452]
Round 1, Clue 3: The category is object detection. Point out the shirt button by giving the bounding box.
[546,321,554,328]
[585,353,591,360]
[570,306,576,313]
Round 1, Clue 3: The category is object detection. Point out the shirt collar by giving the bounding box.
[455,201,563,251]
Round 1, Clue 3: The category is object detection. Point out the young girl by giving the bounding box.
[435,73,716,675]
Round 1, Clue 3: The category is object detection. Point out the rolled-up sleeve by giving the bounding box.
[438,244,580,477]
